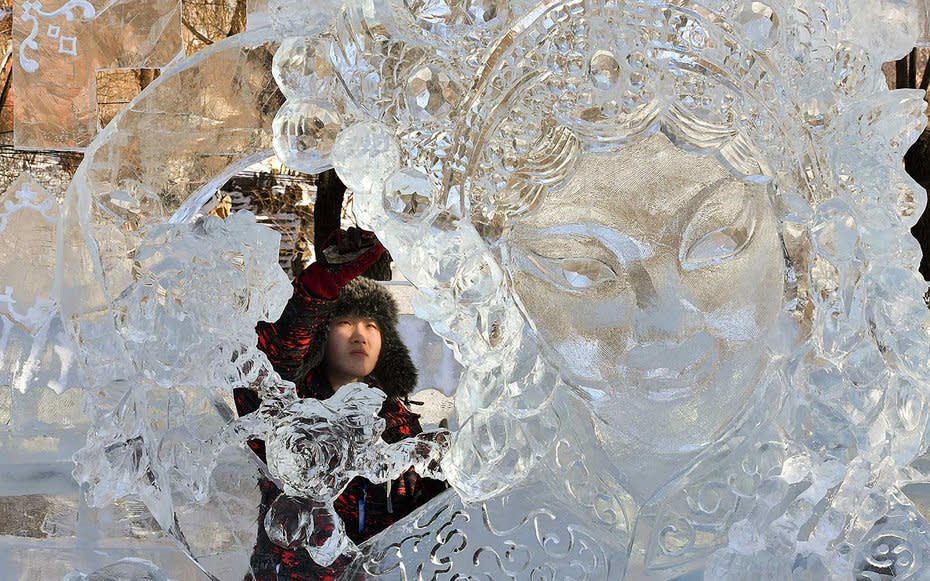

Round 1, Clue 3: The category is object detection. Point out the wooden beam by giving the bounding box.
[909,48,919,89]
[313,169,347,258]
[896,56,909,89]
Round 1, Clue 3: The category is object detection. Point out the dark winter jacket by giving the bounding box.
[235,239,446,581]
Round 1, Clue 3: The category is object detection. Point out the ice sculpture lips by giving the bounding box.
[623,332,720,399]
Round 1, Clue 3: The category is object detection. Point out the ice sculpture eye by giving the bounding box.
[510,224,649,293]
[679,181,758,271]
[523,251,618,291]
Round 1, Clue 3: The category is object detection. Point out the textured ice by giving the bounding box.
[260,384,447,499]
[267,0,342,37]
[238,382,449,565]
[921,0,930,47]
[11,0,182,150]
[64,558,171,581]
[331,122,401,196]
[272,99,343,174]
[3,0,930,579]
[272,36,336,101]
[0,174,79,394]
[72,211,292,531]
[289,0,930,576]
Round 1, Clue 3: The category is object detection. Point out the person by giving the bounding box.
[905,128,930,281]
[234,227,446,580]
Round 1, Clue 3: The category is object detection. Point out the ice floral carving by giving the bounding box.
[72,212,293,528]
[238,382,449,566]
[18,0,96,73]
[262,385,447,500]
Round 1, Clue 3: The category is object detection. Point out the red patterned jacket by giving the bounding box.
[235,249,445,581]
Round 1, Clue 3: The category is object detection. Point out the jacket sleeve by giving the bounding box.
[253,262,338,382]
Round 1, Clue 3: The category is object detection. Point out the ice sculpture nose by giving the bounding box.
[630,263,703,342]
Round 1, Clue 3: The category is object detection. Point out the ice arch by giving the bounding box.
[59,26,283,322]
[57,28,292,579]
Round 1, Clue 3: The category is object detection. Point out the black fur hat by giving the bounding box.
[300,277,417,398]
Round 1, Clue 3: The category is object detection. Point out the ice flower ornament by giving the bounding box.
[238,383,449,566]
[26,0,930,578]
[263,384,447,499]
[71,212,294,522]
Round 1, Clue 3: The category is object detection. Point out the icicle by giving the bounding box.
[386,479,393,514]
[359,481,368,535]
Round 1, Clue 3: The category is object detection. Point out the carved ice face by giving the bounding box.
[506,132,785,471]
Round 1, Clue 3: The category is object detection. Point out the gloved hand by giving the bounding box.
[297,227,386,299]
[322,227,380,265]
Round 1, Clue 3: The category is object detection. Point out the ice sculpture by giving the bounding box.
[237,382,448,566]
[0,173,79,394]
[279,0,930,577]
[3,0,927,579]
[11,0,181,150]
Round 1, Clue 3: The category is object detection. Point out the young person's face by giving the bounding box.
[324,315,382,386]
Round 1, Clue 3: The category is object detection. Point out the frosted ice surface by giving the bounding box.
[12,0,182,150]
[64,558,171,581]
[0,174,79,394]
[332,121,402,195]
[246,0,272,31]
[921,0,930,47]
[268,0,342,37]
[4,0,930,579]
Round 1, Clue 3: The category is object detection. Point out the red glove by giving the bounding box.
[297,228,386,300]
